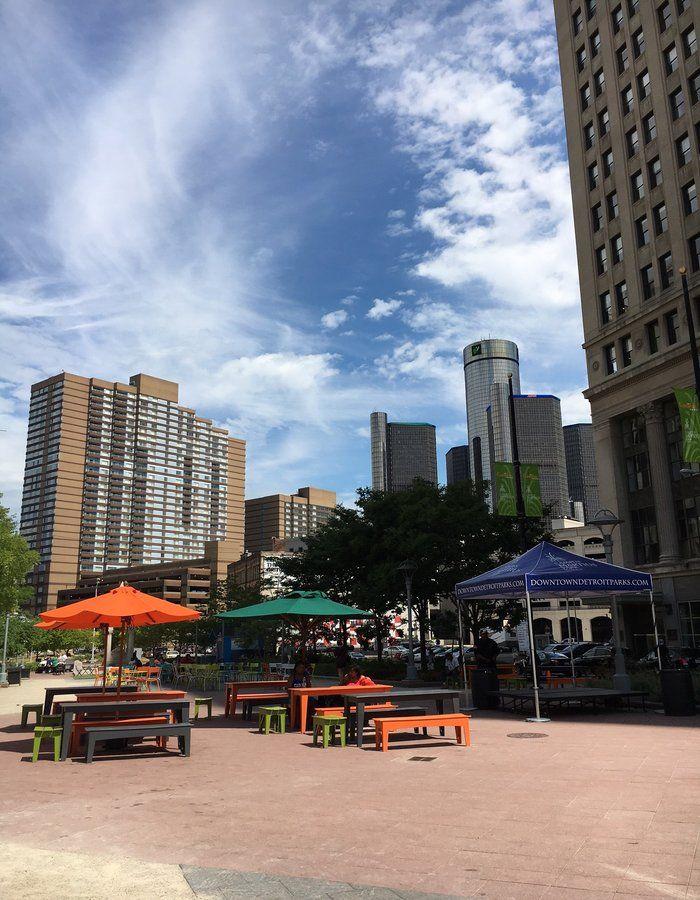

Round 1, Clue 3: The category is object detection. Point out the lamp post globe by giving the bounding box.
[397,560,419,681]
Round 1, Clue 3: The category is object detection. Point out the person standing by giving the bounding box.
[474,630,500,671]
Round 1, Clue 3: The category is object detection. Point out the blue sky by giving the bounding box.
[0,0,589,514]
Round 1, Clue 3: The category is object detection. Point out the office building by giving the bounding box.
[228,538,306,596]
[370,412,438,492]
[19,372,245,612]
[445,445,471,485]
[244,487,336,554]
[564,423,600,521]
[555,0,700,648]
[463,340,520,485]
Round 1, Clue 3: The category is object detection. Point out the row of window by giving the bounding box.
[603,308,680,375]
[574,0,690,42]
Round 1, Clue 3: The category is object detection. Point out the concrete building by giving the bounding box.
[244,487,336,554]
[554,0,700,648]
[19,372,245,613]
[564,423,601,522]
[370,412,438,492]
[445,445,471,485]
[463,339,520,486]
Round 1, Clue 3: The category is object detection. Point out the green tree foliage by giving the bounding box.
[0,496,39,615]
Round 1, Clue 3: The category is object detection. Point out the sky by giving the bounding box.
[0,0,590,515]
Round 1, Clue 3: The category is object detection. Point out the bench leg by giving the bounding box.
[456,725,462,745]
[85,736,95,764]
[179,731,190,757]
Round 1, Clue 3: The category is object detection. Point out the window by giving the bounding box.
[615,280,629,314]
[659,252,674,288]
[581,83,592,112]
[653,202,668,235]
[588,160,599,189]
[577,46,588,72]
[592,202,604,231]
[666,309,680,344]
[631,170,645,201]
[678,0,690,12]
[584,122,596,149]
[642,112,657,144]
[603,148,614,177]
[598,107,610,135]
[684,27,697,58]
[690,233,700,271]
[600,290,612,324]
[670,87,686,120]
[631,507,659,564]
[683,181,698,215]
[596,244,608,274]
[621,84,634,115]
[620,334,633,367]
[590,30,601,58]
[665,43,679,74]
[632,27,645,58]
[627,0,638,13]
[627,126,639,157]
[658,2,672,32]
[587,0,597,18]
[637,69,651,100]
[641,263,656,299]
[573,8,583,34]
[677,133,692,166]
[617,44,629,74]
[648,156,663,188]
[647,320,660,353]
[594,68,606,96]
[604,343,618,374]
[690,71,700,106]
[612,4,623,33]
[636,214,650,246]
[611,233,623,264]
[607,190,619,220]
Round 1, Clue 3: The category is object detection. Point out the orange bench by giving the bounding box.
[373,713,471,753]
[314,703,396,717]
[69,716,170,755]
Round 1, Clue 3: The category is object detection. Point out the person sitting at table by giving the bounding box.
[342,664,375,687]
[287,661,312,689]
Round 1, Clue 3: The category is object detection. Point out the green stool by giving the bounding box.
[21,704,43,727]
[258,706,287,734]
[31,726,63,762]
[194,697,213,719]
[312,714,346,749]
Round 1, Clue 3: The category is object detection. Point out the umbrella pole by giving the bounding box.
[116,626,126,698]
[100,626,109,689]
[650,590,662,672]
[525,587,549,724]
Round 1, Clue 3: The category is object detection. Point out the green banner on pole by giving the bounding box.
[674,387,700,463]
[494,462,516,516]
[521,464,543,517]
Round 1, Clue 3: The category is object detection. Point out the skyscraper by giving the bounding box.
[564,423,600,522]
[463,339,520,485]
[244,487,336,553]
[554,0,700,647]
[370,412,438,492]
[446,445,471,485]
[19,372,245,612]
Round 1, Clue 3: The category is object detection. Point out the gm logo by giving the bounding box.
[471,343,482,356]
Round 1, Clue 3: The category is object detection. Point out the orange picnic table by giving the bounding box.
[224,680,288,718]
[288,684,393,732]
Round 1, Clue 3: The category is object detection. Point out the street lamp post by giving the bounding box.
[591,508,631,692]
[397,560,419,681]
[0,612,10,688]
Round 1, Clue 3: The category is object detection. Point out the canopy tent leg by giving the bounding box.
[455,596,473,710]
[649,590,662,672]
[565,593,576,686]
[525,588,550,724]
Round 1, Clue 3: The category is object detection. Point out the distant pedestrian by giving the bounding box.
[474,630,500,671]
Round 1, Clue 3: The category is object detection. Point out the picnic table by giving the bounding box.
[343,688,461,748]
[493,687,649,715]
[288,684,393,732]
[224,680,288,718]
[42,684,138,716]
[74,690,185,703]
[56,698,190,760]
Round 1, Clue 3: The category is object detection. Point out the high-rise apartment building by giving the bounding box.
[564,423,600,522]
[555,0,700,648]
[446,445,471,485]
[20,372,245,612]
[370,412,438,492]
[463,340,520,485]
[244,487,336,554]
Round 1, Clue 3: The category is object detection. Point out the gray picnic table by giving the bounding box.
[43,683,138,716]
[343,688,461,748]
[55,698,190,760]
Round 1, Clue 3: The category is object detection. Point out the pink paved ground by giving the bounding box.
[2,679,700,898]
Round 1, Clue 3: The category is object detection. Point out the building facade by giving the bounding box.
[19,372,245,612]
[564,422,601,521]
[370,412,438,492]
[555,0,700,648]
[445,445,471,485]
[463,339,520,486]
[244,487,336,554]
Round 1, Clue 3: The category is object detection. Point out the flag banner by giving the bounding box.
[674,387,700,463]
[521,463,543,517]
[494,461,516,516]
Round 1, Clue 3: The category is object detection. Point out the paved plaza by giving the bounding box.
[0,676,699,898]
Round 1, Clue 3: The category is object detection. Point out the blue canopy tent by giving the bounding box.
[455,541,658,721]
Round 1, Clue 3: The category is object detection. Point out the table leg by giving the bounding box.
[60,711,73,761]
[43,691,53,717]
[299,695,309,733]
[355,701,366,748]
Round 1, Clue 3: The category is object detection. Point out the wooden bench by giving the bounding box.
[84,723,191,763]
[70,716,170,755]
[373,713,471,753]
[314,703,395,717]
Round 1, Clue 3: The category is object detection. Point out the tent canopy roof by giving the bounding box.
[218,590,373,620]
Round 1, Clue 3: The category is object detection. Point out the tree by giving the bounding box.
[0,496,39,615]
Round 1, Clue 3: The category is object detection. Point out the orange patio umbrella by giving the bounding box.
[39,583,200,694]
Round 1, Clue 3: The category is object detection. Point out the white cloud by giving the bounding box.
[340,294,358,306]
[321,309,349,329]
[559,389,592,425]
[387,209,405,219]
[367,297,403,320]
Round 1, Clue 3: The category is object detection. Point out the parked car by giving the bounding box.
[579,646,613,663]
[559,642,597,659]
